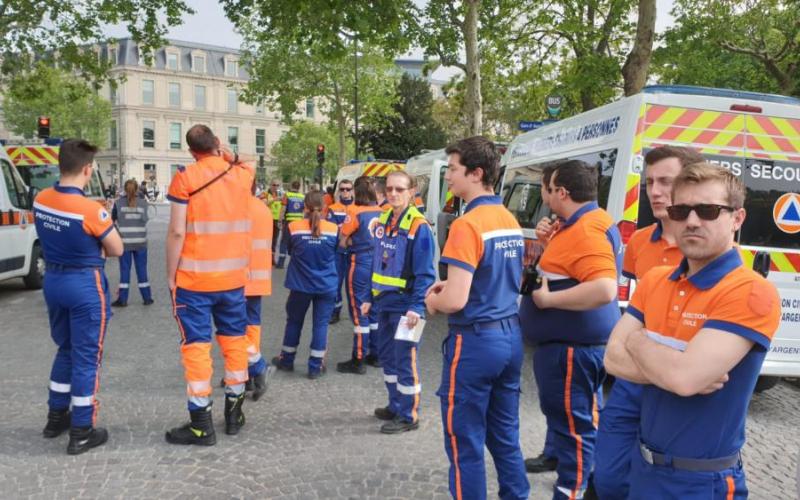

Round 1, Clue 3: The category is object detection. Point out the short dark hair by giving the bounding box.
[58,139,98,175]
[542,165,557,189]
[644,145,705,168]
[551,160,598,203]
[354,179,377,205]
[291,180,301,190]
[445,136,500,188]
[186,124,218,154]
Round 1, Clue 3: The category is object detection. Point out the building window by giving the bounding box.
[192,55,205,73]
[110,120,118,149]
[144,163,157,183]
[142,79,154,105]
[226,59,238,77]
[227,89,238,113]
[306,98,315,119]
[167,52,179,70]
[255,102,264,114]
[143,120,155,148]
[255,129,266,155]
[168,82,181,107]
[169,123,182,150]
[194,85,206,110]
[109,85,117,104]
[108,48,117,65]
[228,127,239,153]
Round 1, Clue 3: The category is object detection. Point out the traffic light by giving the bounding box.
[37,116,50,139]
[316,144,325,164]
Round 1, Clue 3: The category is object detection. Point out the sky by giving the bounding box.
[105,0,677,81]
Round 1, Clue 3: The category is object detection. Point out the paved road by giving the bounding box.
[0,204,798,499]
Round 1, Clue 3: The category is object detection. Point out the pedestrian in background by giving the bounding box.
[326,179,354,324]
[164,125,253,445]
[276,180,304,269]
[605,163,780,497]
[111,179,153,307]
[336,177,383,375]
[425,136,530,499]
[367,170,435,434]
[272,191,338,379]
[34,139,124,455]
[263,179,283,261]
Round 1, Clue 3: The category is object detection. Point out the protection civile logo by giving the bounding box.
[773,193,800,234]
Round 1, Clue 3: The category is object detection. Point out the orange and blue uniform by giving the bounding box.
[626,249,780,498]
[326,199,353,317]
[594,221,682,500]
[276,218,339,374]
[341,203,384,360]
[34,183,115,428]
[413,194,425,214]
[438,195,529,500]
[167,155,253,410]
[244,196,273,379]
[520,201,622,500]
[371,206,436,424]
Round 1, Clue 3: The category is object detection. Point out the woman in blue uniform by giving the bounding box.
[271,191,339,379]
[111,179,153,307]
[366,171,436,433]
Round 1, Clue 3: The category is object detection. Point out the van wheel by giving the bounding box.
[754,376,779,393]
[23,244,44,290]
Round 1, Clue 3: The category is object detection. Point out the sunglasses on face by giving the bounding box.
[666,203,736,221]
[339,187,352,192]
[385,186,408,193]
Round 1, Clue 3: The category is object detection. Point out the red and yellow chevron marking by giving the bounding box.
[746,115,800,162]
[622,104,647,223]
[361,162,405,177]
[644,105,745,150]
[740,248,800,274]
[5,146,60,166]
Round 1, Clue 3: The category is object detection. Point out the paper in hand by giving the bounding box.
[395,316,426,342]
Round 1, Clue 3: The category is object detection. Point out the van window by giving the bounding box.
[86,170,106,199]
[19,164,59,192]
[739,158,800,249]
[2,159,28,209]
[415,174,430,206]
[505,179,546,229]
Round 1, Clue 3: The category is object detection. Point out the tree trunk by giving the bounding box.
[463,0,482,136]
[622,0,657,96]
[332,81,347,172]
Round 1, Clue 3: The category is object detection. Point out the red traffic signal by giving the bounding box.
[38,116,51,138]
[316,144,325,164]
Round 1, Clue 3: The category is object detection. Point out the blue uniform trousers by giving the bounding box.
[172,287,248,411]
[593,379,642,500]
[533,343,605,500]
[246,296,267,377]
[279,290,335,373]
[376,310,422,423]
[438,317,530,500]
[345,253,376,359]
[333,252,349,316]
[117,248,151,303]
[629,447,747,499]
[44,268,112,428]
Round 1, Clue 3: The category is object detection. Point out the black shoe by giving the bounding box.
[165,405,216,446]
[373,406,396,421]
[143,299,154,306]
[525,453,558,473]
[365,353,382,368]
[336,358,366,375]
[271,356,294,372]
[328,311,340,325]
[224,393,246,435]
[43,409,70,438]
[111,299,126,308]
[218,377,254,391]
[252,365,274,401]
[308,365,327,380]
[380,417,419,434]
[67,427,109,455]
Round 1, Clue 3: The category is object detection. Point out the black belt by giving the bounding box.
[452,315,520,333]
[640,443,740,472]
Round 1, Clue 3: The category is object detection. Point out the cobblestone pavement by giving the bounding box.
[0,204,798,499]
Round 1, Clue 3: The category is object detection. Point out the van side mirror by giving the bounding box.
[752,251,771,278]
[26,187,40,210]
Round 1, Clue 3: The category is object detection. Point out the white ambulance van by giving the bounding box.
[0,147,43,289]
[333,160,406,186]
[500,85,800,390]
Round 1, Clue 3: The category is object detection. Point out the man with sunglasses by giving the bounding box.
[326,180,354,324]
[523,160,622,500]
[593,146,704,499]
[605,162,780,498]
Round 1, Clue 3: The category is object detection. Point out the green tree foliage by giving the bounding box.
[3,63,113,147]
[654,0,799,96]
[271,121,353,182]
[0,0,192,85]
[359,74,447,159]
